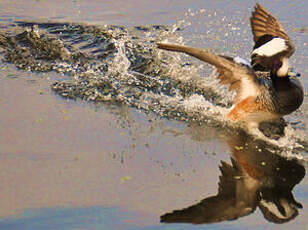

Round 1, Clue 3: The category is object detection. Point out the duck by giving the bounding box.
[157,3,303,138]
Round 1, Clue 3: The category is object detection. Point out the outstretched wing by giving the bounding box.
[250,3,291,42]
[160,196,247,224]
[250,4,295,70]
[157,43,260,103]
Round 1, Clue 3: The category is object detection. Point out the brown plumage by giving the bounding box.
[157,43,260,105]
[156,4,303,136]
[250,3,295,66]
[250,3,290,42]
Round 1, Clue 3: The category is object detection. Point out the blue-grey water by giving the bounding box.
[0,0,307,230]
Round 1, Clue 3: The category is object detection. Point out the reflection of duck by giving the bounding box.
[157,4,303,138]
[160,131,305,224]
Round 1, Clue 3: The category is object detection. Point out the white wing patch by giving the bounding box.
[234,56,251,67]
[252,37,287,57]
[238,73,259,101]
[260,199,295,219]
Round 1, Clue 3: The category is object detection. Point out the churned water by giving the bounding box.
[0,0,307,229]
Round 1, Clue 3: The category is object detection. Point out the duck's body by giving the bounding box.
[269,76,303,115]
[156,43,303,130]
[224,58,303,124]
[157,4,304,137]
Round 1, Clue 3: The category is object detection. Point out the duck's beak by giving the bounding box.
[288,68,301,77]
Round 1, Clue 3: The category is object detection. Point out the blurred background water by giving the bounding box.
[0,1,307,229]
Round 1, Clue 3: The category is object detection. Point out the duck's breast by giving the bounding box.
[275,78,303,115]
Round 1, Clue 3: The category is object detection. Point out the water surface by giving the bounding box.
[0,0,307,229]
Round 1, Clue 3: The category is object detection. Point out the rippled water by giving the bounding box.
[0,1,307,230]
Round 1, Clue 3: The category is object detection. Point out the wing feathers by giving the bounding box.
[157,43,260,103]
[250,4,291,42]
[250,3,295,69]
[157,43,237,71]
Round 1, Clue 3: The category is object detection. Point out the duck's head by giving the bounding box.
[273,58,301,78]
[258,188,303,224]
[259,198,300,223]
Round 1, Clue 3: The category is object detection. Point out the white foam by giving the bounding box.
[181,94,229,123]
[252,38,287,57]
[108,40,131,76]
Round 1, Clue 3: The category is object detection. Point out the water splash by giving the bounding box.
[0,21,307,157]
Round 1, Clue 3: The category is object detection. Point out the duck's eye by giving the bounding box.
[273,60,282,70]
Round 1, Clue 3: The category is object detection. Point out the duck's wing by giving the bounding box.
[160,196,249,224]
[250,4,295,69]
[251,4,292,43]
[157,43,260,103]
